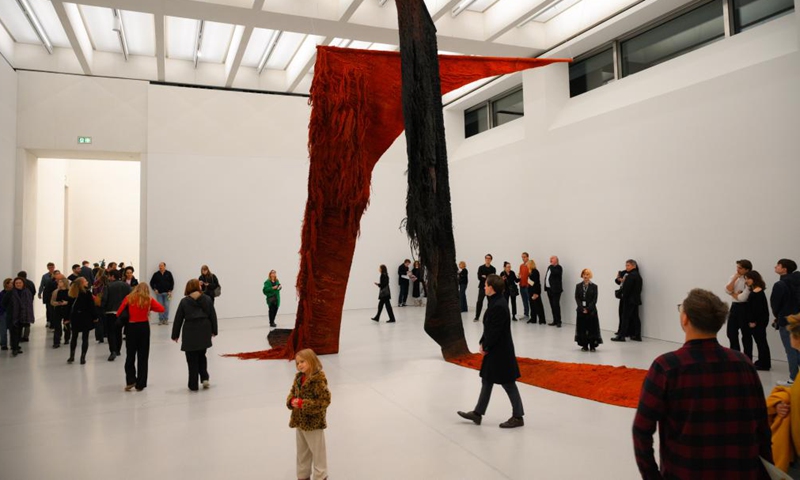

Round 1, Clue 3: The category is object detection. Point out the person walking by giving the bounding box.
[117,284,165,391]
[150,262,175,325]
[574,269,602,352]
[262,270,282,328]
[66,277,97,365]
[38,262,55,329]
[172,279,218,391]
[457,274,525,428]
[287,348,332,480]
[372,265,396,323]
[101,270,131,361]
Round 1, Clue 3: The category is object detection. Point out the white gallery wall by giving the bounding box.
[447,14,800,354]
[0,58,16,276]
[35,159,67,276]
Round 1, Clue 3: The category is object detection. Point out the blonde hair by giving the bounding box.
[127,283,152,309]
[295,348,323,374]
[68,277,87,298]
[787,314,800,338]
[581,268,593,279]
[527,259,536,271]
[458,261,466,269]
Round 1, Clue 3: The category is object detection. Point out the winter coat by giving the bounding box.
[6,288,35,326]
[262,279,281,307]
[479,293,520,385]
[287,370,331,431]
[101,280,132,314]
[171,293,218,351]
[69,290,97,332]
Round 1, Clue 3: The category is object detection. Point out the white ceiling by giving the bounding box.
[0,0,663,94]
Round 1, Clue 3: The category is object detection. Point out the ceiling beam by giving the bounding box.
[431,0,464,22]
[224,0,265,87]
[51,1,92,75]
[71,0,537,57]
[485,0,557,42]
[154,13,165,81]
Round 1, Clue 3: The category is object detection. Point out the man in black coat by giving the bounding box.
[397,259,411,307]
[545,256,563,327]
[474,254,497,321]
[458,274,524,428]
[17,271,36,342]
[771,258,800,385]
[101,269,132,361]
[80,261,95,284]
[612,259,643,342]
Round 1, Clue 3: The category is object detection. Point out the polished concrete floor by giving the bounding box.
[0,306,790,480]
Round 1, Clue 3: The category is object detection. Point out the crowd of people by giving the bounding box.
[0,261,220,392]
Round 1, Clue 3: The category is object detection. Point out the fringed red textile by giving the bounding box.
[247,47,570,360]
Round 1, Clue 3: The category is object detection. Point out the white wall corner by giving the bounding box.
[522,62,569,138]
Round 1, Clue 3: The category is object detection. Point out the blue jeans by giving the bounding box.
[519,287,530,317]
[0,312,7,347]
[156,293,170,322]
[780,325,799,381]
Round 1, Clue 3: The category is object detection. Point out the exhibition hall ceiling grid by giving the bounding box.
[0,0,641,93]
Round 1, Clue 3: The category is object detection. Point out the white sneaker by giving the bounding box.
[777,379,794,387]
[202,380,210,389]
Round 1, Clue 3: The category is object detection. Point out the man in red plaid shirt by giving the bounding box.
[633,288,772,479]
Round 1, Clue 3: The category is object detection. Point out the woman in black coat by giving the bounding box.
[3,277,35,357]
[527,260,546,325]
[372,265,396,323]
[574,269,603,351]
[744,270,770,371]
[172,279,219,391]
[67,277,97,364]
[457,274,524,428]
[458,261,469,313]
[199,265,220,305]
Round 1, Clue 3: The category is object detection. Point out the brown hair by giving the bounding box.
[184,279,202,296]
[2,278,12,290]
[743,270,766,291]
[486,274,505,294]
[126,283,152,309]
[68,277,87,298]
[682,288,729,334]
[295,348,323,374]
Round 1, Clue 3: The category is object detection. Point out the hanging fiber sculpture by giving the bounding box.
[232,3,569,360]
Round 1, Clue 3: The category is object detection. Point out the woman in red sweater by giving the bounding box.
[117,283,164,391]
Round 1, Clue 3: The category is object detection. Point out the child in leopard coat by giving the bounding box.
[287,348,331,480]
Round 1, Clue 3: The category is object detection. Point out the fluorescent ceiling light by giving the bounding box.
[15,0,52,53]
[451,0,478,18]
[378,0,388,6]
[257,30,281,74]
[193,19,204,68]
[112,9,129,61]
[518,0,582,27]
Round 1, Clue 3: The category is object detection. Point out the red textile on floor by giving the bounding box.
[248,47,569,360]
[449,353,648,409]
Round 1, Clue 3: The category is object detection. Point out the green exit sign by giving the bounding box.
[78,136,92,144]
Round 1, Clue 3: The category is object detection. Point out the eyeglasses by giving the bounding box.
[676,303,682,313]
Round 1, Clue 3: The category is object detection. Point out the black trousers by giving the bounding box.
[547,291,562,325]
[504,292,517,316]
[375,298,395,321]
[45,303,55,327]
[751,322,771,368]
[185,349,209,390]
[69,330,90,359]
[52,317,63,347]
[475,377,524,418]
[125,323,150,389]
[105,314,122,355]
[619,303,641,338]
[475,288,487,319]
[529,294,546,324]
[9,323,22,352]
[268,302,279,325]
[459,284,468,312]
[727,303,751,354]
[398,281,409,306]
[22,324,30,340]
[95,311,105,342]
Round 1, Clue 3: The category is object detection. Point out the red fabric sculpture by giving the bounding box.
[253,46,569,360]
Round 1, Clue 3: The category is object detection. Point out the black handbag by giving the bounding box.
[116,304,130,327]
[614,289,623,299]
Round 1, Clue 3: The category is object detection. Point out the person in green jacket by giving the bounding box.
[262,270,282,328]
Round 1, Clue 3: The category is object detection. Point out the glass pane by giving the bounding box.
[569,48,615,97]
[465,105,488,138]
[733,0,794,32]
[621,0,725,77]
[492,89,524,127]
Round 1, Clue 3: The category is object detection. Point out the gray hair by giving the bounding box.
[626,259,638,269]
